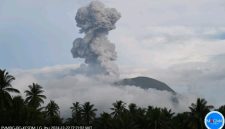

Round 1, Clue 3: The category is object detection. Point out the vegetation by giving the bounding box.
[24,83,46,109]
[0,69,224,129]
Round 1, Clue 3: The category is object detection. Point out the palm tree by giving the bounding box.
[0,69,20,111]
[45,100,61,125]
[45,100,60,118]
[217,106,225,129]
[24,105,46,125]
[144,107,175,129]
[81,102,97,125]
[111,111,138,129]
[146,107,162,129]
[173,112,190,129]
[24,83,47,125]
[160,108,175,129]
[133,107,148,129]
[217,105,225,117]
[94,112,112,129]
[188,98,214,129]
[71,102,81,113]
[24,83,46,109]
[70,102,82,125]
[10,96,28,125]
[111,100,126,118]
[128,103,138,115]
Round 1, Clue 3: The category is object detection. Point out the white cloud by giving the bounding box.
[3,0,225,118]
[12,65,196,118]
[120,54,225,108]
[113,26,225,69]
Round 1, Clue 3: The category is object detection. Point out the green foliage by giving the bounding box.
[1,68,225,128]
[188,98,213,129]
[24,83,46,109]
[68,102,82,125]
[111,100,126,118]
[45,100,62,125]
[81,102,97,125]
[0,69,19,111]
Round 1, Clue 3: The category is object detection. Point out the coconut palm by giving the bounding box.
[128,103,138,115]
[94,112,112,129]
[11,96,27,125]
[111,100,126,118]
[111,111,138,129]
[71,102,81,113]
[81,102,97,125]
[24,83,46,109]
[144,107,175,129]
[217,105,225,116]
[132,107,148,129]
[45,100,61,125]
[70,102,82,124]
[217,107,225,129]
[188,98,214,129]
[0,69,20,111]
[146,107,162,129]
[173,112,190,129]
[160,108,175,129]
[45,100,60,118]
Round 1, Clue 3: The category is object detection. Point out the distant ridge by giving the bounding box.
[116,76,175,93]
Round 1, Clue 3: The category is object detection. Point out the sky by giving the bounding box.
[1,0,225,116]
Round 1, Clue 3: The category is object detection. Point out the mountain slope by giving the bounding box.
[116,76,175,93]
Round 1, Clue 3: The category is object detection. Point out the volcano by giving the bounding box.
[116,76,175,93]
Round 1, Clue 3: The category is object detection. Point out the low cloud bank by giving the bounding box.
[12,65,196,118]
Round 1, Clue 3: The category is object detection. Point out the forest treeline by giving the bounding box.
[1,69,225,129]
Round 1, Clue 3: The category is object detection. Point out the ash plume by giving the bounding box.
[71,1,121,77]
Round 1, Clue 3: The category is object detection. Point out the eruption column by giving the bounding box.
[71,1,121,77]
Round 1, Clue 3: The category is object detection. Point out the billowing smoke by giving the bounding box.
[71,1,121,77]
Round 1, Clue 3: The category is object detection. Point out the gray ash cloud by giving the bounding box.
[71,1,121,77]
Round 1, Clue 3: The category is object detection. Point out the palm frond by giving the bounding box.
[5,87,20,93]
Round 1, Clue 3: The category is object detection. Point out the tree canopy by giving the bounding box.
[0,69,224,129]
